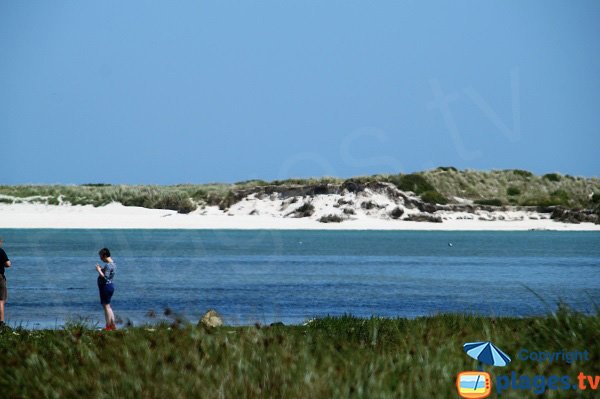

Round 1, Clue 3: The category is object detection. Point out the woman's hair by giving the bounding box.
[98,247,111,259]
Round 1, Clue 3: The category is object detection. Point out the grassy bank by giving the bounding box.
[1,310,598,398]
[1,168,599,213]
[422,168,600,208]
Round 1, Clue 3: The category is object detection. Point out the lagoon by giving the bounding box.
[1,229,599,328]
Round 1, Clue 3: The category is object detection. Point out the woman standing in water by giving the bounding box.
[96,247,116,330]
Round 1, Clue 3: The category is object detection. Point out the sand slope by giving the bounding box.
[1,202,598,230]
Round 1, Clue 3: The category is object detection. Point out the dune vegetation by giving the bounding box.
[0,308,598,398]
[0,168,598,213]
[421,168,600,208]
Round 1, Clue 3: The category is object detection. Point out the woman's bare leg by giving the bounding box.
[103,304,116,328]
[102,304,110,327]
[108,306,116,328]
[0,300,5,323]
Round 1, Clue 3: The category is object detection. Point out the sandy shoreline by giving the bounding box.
[1,203,599,230]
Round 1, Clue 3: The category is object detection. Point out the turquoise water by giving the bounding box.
[1,229,599,328]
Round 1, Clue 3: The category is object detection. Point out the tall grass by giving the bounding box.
[1,168,599,210]
[0,310,598,398]
[422,168,600,208]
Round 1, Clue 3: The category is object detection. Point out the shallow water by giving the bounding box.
[1,229,599,328]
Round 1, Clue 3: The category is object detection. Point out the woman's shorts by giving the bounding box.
[98,283,114,305]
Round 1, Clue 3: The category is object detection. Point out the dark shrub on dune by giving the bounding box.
[288,202,315,218]
[436,166,457,172]
[420,190,448,205]
[521,189,571,208]
[119,190,197,214]
[405,213,442,223]
[360,200,379,210]
[234,179,269,186]
[543,173,561,182]
[506,186,521,196]
[387,173,434,194]
[155,193,197,214]
[512,169,533,178]
[218,191,239,210]
[318,214,344,223]
[521,196,567,207]
[551,189,570,204]
[389,207,404,219]
[474,198,503,206]
[80,183,112,187]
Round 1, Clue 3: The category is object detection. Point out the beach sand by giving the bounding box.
[1,202,599,230]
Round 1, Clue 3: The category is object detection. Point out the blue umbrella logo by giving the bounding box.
[457,342,510,398]
[463,341,512,370]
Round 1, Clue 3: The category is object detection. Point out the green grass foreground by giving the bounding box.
[1,310,598,398]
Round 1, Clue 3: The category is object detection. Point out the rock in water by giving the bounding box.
[200,309,223,328]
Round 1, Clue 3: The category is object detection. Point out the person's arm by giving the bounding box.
[95,264,105,278]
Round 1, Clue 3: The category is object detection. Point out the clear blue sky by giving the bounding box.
[1,1,599,184]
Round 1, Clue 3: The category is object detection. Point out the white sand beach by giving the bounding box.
[0,202,598,230]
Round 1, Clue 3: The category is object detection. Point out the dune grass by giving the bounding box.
[1,309,598,398]
[422,168,600,208]
[1,168,599,210]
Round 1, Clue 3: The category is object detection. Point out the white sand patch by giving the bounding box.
[0,201,598,230]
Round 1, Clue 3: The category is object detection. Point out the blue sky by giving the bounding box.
[1,1,599,184]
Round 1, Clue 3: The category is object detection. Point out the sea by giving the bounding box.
[1,229,599,329]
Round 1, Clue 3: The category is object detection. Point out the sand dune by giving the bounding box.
[1,202,598,230]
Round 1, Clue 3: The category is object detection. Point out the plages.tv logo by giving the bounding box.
[456,341,511,399]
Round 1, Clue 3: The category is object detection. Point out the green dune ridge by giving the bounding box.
[1,168,599,215]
